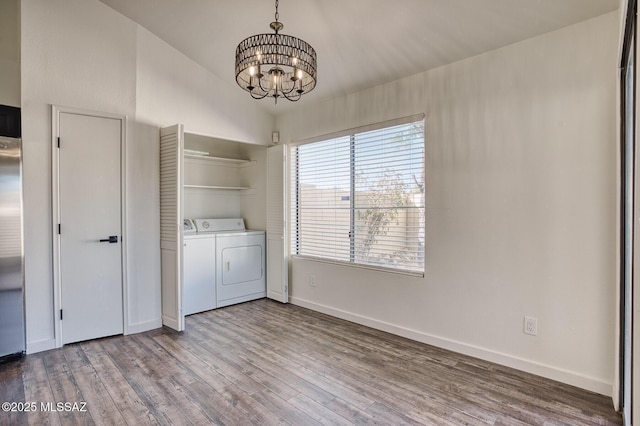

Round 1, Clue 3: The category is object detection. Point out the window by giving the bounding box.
[291,116,425,274]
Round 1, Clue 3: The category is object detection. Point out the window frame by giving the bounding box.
[289,114,426,277]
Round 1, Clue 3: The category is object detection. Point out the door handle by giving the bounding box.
[99,236,118,243]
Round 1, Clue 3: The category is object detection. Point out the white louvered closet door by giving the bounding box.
[159,124,184,331]
[266,144,289,303]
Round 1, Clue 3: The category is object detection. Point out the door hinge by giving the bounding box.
[58,224,61,235]
[60,309,63,320]
[57,137,60,148]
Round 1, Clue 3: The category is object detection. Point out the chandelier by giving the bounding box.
[235,0,317,103]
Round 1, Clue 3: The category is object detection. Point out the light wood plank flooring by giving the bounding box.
[0,299,622,425]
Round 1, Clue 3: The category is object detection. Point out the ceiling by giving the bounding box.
[99,0,619,115]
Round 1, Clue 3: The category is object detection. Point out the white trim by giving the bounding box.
[161,315,181,331]
[182,128,255,146]
[26,338,56,354]
[290,255,424,278]
[120,113,129,336]
[183,154,254,166]
[613,19,623,413]
[291,113,426,147]
[125,318,163,335]
[183,184,251,190]
[290,296,614,397]
[51,105,128,347]
[51,107,61,348]
[267,290,290,302]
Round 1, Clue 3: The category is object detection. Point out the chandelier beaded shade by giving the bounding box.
[235,0,317,103]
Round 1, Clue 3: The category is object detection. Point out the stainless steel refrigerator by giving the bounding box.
[0,114,25,358]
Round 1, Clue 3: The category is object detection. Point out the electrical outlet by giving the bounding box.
[310,275,317,287]
[524,316,538,336]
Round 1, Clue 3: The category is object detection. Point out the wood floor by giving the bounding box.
[0,299,622,425]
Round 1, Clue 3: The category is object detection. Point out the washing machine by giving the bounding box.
[182,219,216,315]
[191,218,266,310]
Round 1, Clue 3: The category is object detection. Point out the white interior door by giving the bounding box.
[58,111,123,344]
[266,144,288,303]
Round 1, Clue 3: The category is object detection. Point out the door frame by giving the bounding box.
[51,105,128,348]
[620,1,637,423]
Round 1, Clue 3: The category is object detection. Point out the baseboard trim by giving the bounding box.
[126,318,162,335]
[26,338,56,354]
[161,315,180,331]
[25,319,162,354]
[290,296,613,397]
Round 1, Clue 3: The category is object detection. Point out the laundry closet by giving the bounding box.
[159,124,287,331]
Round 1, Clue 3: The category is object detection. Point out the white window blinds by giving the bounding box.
[291,117,425,274]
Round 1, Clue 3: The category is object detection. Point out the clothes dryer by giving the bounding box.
[188,218,266,310]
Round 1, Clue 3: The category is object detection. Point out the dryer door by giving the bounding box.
[222,245,262,284]
[216,233,266,308]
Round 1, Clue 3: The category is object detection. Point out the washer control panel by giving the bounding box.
[192,218,245,233]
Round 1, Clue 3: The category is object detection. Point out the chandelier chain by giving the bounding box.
[275,0,279,22]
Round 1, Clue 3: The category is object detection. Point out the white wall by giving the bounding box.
[135,28,273,143]
[21,0,273,351]
[277,12,618,396]
[0,0,20,107]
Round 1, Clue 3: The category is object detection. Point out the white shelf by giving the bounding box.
[184,154,254,166]
[184,184,251,191]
